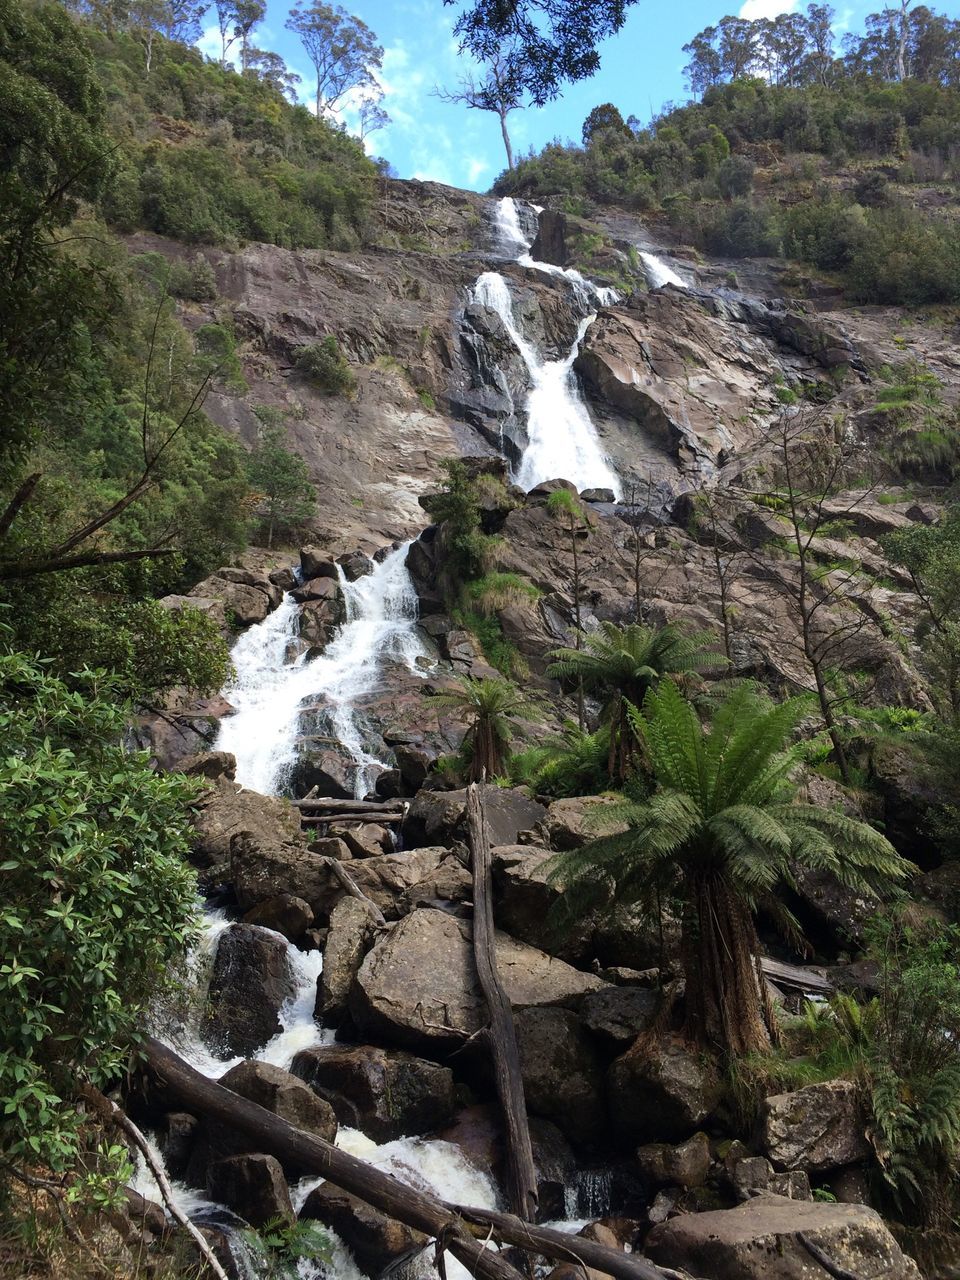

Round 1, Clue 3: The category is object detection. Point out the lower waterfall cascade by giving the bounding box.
[215,541,427,799]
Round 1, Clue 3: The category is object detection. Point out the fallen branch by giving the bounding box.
[80,1086,230,1280]
[318,856,387,925]
[467,782,538,1222]
[294,797,405,811]
[797,1232,865,1280]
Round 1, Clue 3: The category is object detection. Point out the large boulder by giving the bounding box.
[347,848,449,919]
[580,986,659,1047]
[516,1008,606,1148]
[491,845,576,957]
[290,1045,455,1141]
[191,780,302,882]
[351,908,607,1052]
[230,831,339,917]
[539,796,628,851]
[645,1193,921,1279]
[201,924,294,1057]
[403,785,546,849]
[242,894,314,942]
[636,1132,711,1189]
[607,1039,723,1144]
[299,1184,425,1274]
[761,1080,870,1174]
[206,1154,293,1228]
[316,896,380,1021]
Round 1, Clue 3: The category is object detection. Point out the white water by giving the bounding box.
[639,250,687,291]
[477,199,621,496]
[216,543,427,799]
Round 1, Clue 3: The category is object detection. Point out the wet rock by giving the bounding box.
[607,1040,723,1144]
[156,1112,198,1181]
[352,908,607,1052]
[761,1080,869,1173]
[300,547,339,580]
[222,1060,338,1143]
[637,1132,711,1189]
[291,575,339,604]
[337,551,374,581]
[530,209,568,267]
[201,924,294,1057]
[288,746,358,800]
[403,785,546,849]
[580,986,659,1047]
[242,893,314,942]
[439,1105,503,1177]
[290,1045,455,1141]
[231,831,339,917]
[299,1184,425,1274]
[269,565,298,592]
[645,1193,921,1279]
[206,1154,294,1228]
[316,896,380,1021]
[530,1118,577,1220]
[298,598,338,650]
[539,796,629,851]
[517,1008,606,1148]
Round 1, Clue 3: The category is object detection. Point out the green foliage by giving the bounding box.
[240,1216,332,1280]
[0,650,201,1177]
[246,426,316,548]
[429,674,534,782]
[510,719,611,797]
[466,571,540,615]
[546,681,910,1054]
[294,336,356,396]
[166,256,218,302]
[422,460,500,588]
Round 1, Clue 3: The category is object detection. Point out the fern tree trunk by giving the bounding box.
[469,716,502,782]
[682,871,771,1056]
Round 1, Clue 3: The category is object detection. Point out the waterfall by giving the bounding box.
[475,202,621,497]
[640,250,687,291]
[216,542,427,799]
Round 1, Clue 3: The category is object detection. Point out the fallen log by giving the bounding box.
[294,797,405,811]
[759,956,834,996]
[467,783,538,1222]
[317,856,386,925]
[139,1038,679,1280]
[300,812,402,826]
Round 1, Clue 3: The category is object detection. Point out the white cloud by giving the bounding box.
[738,0,797,18]
[195,24,241,70]
[466,156,489,185]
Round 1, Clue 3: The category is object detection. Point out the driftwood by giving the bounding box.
[759,956,834,997]
[301,811,402,826]
[318,856,387,925]
[294,797,405,811]
[140,1038,679,1280]
[466,783,538,1222]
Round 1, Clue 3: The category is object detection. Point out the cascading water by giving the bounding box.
[475,199,621,497]
[639,250,688,291]
[216,542,427,799]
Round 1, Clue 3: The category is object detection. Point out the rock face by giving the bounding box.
[761,1080,870,1173]
[516,1008,606,1148]
[351,908,607,1052]
[202,924,294,1057]
[290,1045,455,1141]
[607,1040,723,1144]
[645,1193,922,1279]
[206,1154,294,1228]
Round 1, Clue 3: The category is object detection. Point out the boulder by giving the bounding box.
[729,1156,811,1202]
[191,780,302,880]
[221,1060,338,1144]
[516,1008,607,1148]
[399,856,473,913]
[300,546,339,580]
[580,487,616,504]
[156,1112,198,1181]
[346,847,449,919]
[539,796,628,851]
[242,894,314,942]
[580,986,659,1047]
[403,785,546,849]
[177,751,236,781]
[530,209,568,267]
[291,575,339,604]
[607,1040,723,1144]
[316,896,380,1021]
[288,747,358,800]
[269,565,298,592]
[645,1193,921,1279]
[337,551,374,581]
[231,831,339,917]
[299,1184,425,1274]
[761,1080,870,1173]
[491,844,574,955]
[636,1132,711,1189]
[791,865,874,950]
[206,1154,293,1228]
[290,1045,455,1141]
[395,744,431,791]
[329,822,392,859]
[352,908,607,1052]
[201,924,294,1057]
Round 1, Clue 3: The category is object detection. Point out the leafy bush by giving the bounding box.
[167,255,218,301]
[0,651,200,1178]
[294,337,356,396]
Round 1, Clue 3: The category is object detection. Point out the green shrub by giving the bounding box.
[167,255,218,301]
[294,337,356,396]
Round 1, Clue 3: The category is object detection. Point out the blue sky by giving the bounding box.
[197,0,959,191]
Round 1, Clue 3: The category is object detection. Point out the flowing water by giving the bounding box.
[475,198,621,496]
[216,542,427,799]
[639,250,688,290]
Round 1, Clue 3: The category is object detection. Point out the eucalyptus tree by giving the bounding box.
[285,1,383,120]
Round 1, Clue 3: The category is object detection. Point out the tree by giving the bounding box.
[214,0,238,66]
[246,425,315,549]
[445,0,637,106]
[582,102,628,146]
[547,621,722,780]
[233,0,265,70]
[431,675,531,781]
[0,650,200,1177]
[285,2,383,120]
[357,92,389,141]
[547,680,910,1056]
[434,46,523,171]
[245,47,302,99]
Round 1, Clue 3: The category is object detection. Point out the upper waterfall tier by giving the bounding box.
[215,543,426,798]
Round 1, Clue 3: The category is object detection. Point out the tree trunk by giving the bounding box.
[467,784,538,1222]
[499,108,514,170]
[682,872,772,1056]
